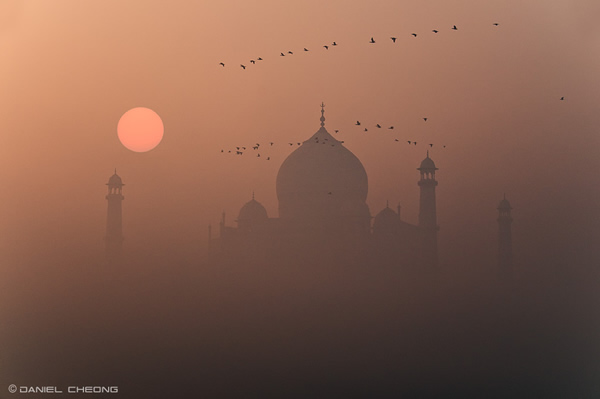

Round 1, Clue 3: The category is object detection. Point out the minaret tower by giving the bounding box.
[497,194,513,281]
[105,170,124,262]
[418,151,439,267]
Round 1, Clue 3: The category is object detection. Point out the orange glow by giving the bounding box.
[117,107,164,152]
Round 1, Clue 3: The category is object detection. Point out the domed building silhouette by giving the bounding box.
[209,105,439,268]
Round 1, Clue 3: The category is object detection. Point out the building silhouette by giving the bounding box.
[209,105,440,268]
[497,194,513,281]
[105,170,124,263]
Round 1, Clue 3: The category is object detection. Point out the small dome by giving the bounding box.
[498,197,512,210]
[373,206,400,232]
[107,172,123,186]
[238,198,268,222]
[418,154,437,171]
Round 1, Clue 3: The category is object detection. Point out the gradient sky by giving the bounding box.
[0,0,598,270]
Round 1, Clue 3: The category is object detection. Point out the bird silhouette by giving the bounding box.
[423,117,428,121]
[324,45,329,50]
[240,64,246,69]
[429,144,433,147]
[236,147,240,150]
[493,23,499,26]
[250,60,256,64]
[280,52,285,56]
[242,147,246,150]
[395,139,399,141]
[364,128,368,132]
[297,143,301,145]
[356,121,361,126]
[376,124,381,128]
[370,37,376,43]
[408,141,411,144]
[304,48,309,51]
[257,153,260,157]
[289,143,293,146]
[412,33,417,37]
[288,51,293,54]
[443,145,446,148]
[452,25,458,30]
[236,151,242,155]
[334,130,339,133]
[267,157,270,160]
[270,142,274,146]
[432,30,438,33]
[253,146,258,150]
[257,57,263,60]
[221,149,224,152]
[219,62,225,67]
[391,37,397,42]
[414,142,417,145]
[332,42,337,46]
[388,126,394,129]
[560,96,565,100]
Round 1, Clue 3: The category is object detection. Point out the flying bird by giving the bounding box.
[395,139,399,142]
[364,128,368,132]
[356,121,361,126]
[240,64,246,69]
[332,42,337,46]
[560,96,565,100]
[219,62,225,67]
[267,157,270,160]
[280,52,285,56]
[250,60,256,64]
[429,144,434,147]
[493,23,499,26]
[270,142,274,146]
[408,141,411,144]
[257,153,260,157]
[257,57,263,60]
[452,25,458,30]
[334,130,339,133]
[388,126,394,129]
[414,142,417,145]
[391,37,397,42]
[221,149,224,152]
[423,117,428,121]
[324,45,329,50]
[411,33,417,37]
[304,48,309,51]
[288,51,293,54]
[432,30,438,33]
[370,37,376,43]
[376,124,381,128]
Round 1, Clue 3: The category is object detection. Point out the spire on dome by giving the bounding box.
[320,102,325,127]
[252,190,255,200]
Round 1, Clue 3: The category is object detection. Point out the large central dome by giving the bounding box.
[276,113,368,223]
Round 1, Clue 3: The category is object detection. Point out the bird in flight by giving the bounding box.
[429,144,434,147]
[240,64,246,69]
[267,157,270,160]
[219,62,225,67]
[452,25,458,30]
[408,141,412,144]
[334,130,339,133]
[560,96,565,100]
[412,33,417,37]
[270,142,274,146]
[257,153,261,157]
[364,128,368,132]
[370,37,376,43]
[493,23,499,26]
[414,142,417,145]
[376,124,381,128]
[280,52,285,56]
[288,51,293,54]
[388,126,394,129]
[304,48,309,51]
[356,121,361,126]
[423,117,428,121]
[391,37,397,43]
[324,45,329,50]
[395,139,399,141]
[332,42,337,46]
[250,60,256,64]
[257,57,263,60]
[432,30,438,33]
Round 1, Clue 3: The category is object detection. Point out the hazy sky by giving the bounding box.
[0,0,598,270]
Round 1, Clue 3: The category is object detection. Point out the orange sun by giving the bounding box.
[117,107,164,152]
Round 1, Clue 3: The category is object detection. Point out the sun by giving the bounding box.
[117,107,164,152]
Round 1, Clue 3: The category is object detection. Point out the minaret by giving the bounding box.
[418,151,439,267]
[497,194,513,281]
[105,170,124,262]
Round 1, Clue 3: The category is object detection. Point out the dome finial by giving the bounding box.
[252,190,255,200]
[320,102,325,127]
[386,199,389,208]
[114,168,117,175]
[426,150,429,158]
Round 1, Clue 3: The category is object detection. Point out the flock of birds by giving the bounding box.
[217,21,567,162]
[218,24,499,70]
